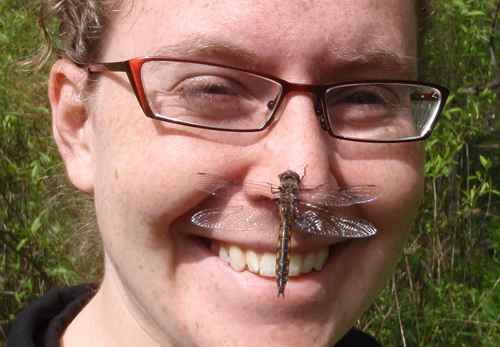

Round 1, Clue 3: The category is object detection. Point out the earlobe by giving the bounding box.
[49,59,94,193]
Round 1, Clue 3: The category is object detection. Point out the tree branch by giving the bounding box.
[462,79,500,94]
[471,144,500,149]
[465,0,500,94]
[489,0,500,80]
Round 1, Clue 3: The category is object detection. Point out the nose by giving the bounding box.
[253,92,338,187]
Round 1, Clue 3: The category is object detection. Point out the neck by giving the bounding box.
[60,274,167,347]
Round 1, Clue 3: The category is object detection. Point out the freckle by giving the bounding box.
[139,265,143,269]
[115,169,119,179]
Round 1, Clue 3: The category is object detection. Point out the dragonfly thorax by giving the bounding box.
[278,171,300,205]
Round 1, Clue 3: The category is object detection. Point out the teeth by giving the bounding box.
[259,253,276,277]
[229,245,246,272]
[301,250,316,273]
[213,242,330,277]
[245,250,260,273]
[219,246,230,263]
[314,247,328,271]
[289,253,302,276]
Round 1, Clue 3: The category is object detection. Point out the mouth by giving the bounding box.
[201,237,334,278]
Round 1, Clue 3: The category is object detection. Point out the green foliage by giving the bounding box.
[0,1,102,345]
[360,0,500,345]
[1,0,499,346]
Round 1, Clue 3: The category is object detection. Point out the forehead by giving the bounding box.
[106,0,418,80]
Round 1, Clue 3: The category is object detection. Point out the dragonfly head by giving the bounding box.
[278,170,301,185]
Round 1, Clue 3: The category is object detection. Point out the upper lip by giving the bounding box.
[193,231,348,254]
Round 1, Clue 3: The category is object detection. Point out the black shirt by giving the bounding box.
[7,284,382,347]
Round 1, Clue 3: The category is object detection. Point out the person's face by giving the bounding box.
[58,0,422,345]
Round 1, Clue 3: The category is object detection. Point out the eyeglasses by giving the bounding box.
[87,57,449,143]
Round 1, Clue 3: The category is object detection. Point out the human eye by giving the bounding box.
[144,67,269,128]
[179,82,238,97]
[344,91,391,105]
[172,74,266,126]
[327,85,401,112]
[326,83,416,140]
[175,75,246,102]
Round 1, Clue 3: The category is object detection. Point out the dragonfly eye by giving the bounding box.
[278,170,301,183]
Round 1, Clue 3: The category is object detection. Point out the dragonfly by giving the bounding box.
[188,170,383,297]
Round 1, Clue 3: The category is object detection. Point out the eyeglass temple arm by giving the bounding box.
[87,61,129,73]
[86,61,146,112]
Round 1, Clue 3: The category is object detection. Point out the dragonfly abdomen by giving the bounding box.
[276,203,293,298]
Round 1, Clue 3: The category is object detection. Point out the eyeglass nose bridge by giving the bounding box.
[269,83,331,132]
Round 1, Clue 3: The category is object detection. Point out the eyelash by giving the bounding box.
[179,83,239,98]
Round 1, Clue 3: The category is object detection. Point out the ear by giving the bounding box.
[49,59,94,193]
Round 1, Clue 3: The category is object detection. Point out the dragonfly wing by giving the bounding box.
[297,185,384,207]
[188,173,279,201]
[191,203,279,230]
[293,203,377,237]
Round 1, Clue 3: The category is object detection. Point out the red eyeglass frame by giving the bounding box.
[87,57,450,143]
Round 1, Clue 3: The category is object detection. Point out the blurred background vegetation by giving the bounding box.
[1,0,499,346]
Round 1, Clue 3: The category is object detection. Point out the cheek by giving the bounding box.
[333,141,425,236]
[86,88,187,245]
[377,143,425,225]
[327,142,425,315]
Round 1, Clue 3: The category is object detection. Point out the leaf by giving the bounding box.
[479,155,492,170]
[16,238,28,252]
[30,216,41,234]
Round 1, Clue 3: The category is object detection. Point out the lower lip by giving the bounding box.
[188,235,351,299]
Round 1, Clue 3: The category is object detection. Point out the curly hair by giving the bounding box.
[38,0,124,66]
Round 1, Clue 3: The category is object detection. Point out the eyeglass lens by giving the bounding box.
[140,60,443,140]
[324,83,441,141]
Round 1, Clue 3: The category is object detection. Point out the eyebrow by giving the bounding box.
[332,47,418,79]
[153,38,260,69]
[153,38,417,79]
